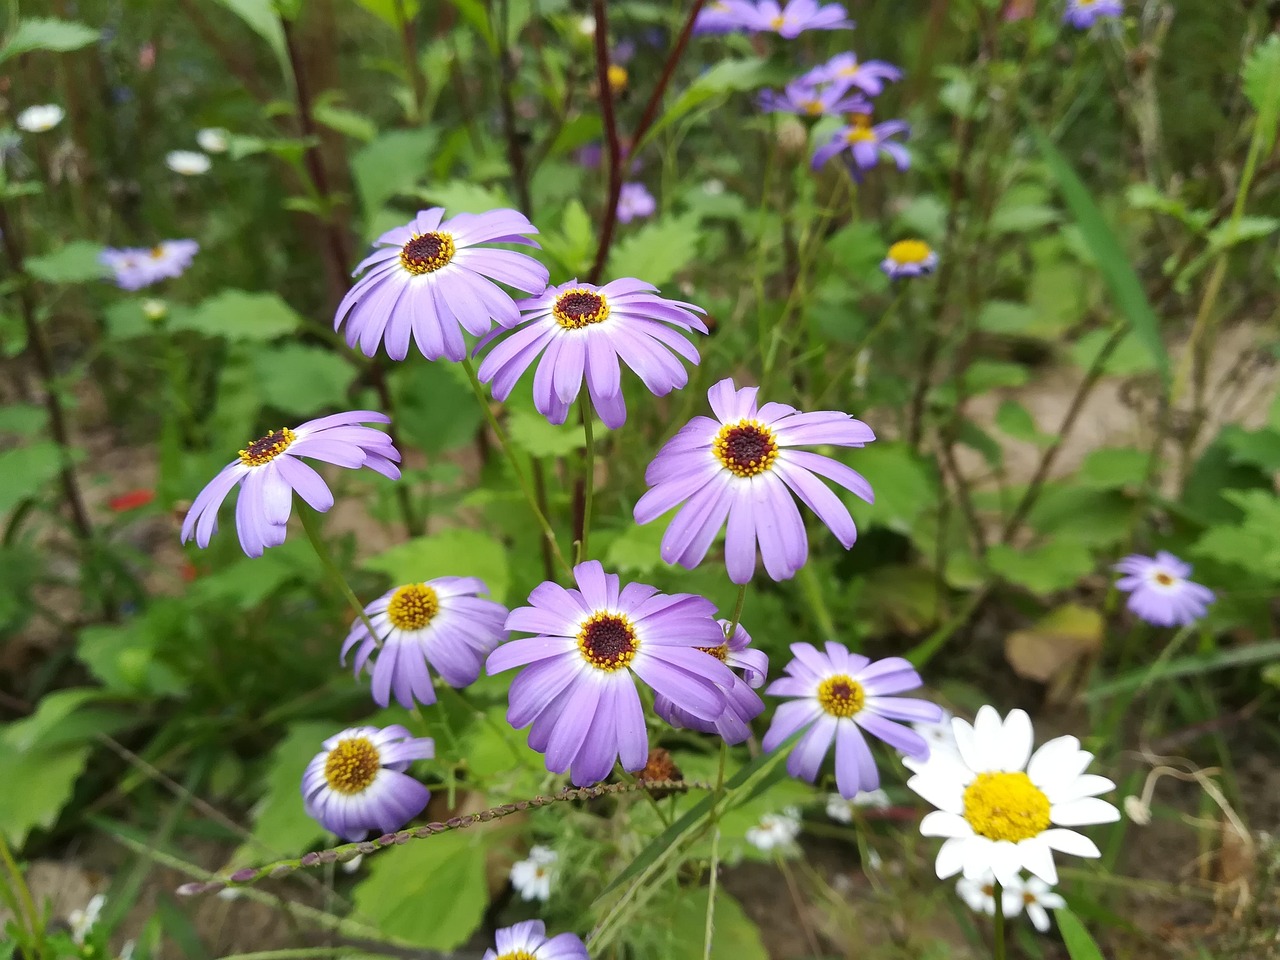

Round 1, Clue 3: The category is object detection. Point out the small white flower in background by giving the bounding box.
[1015,874,1066,932]
[16,104,65,133]
[956,871,1022,919]
[142,298,168,321]
[576,14,595,35]
[510,845,557,901]
[702,179,725,196]
[166,150,211,176]
[911,707,960,760]
[69,893,106,944]
[746,807,802,854]
[826,789,891,823]
[196,128,229,153]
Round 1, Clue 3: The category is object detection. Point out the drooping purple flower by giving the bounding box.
[800,53,903,98]
[100,240,199,290]
[654,620,768,744]
[1113,551,1214,627]
[180,411,400,558]
[483,921,588,960]
[744,0,853,37]
[486,560,736,786]
[633,378,875,584]
[812,113,910,178]
[758,78,869,117]
[616,182,656,224]
[301,725,434,841]
[341,577,508,708]
[693,0,757,34]
[763,642,941,798]
[335,208,549,362]
[881,239,938,280]
[475,279,707,430]
[1063,0,1123,28]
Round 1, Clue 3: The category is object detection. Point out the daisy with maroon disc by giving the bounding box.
[476,278,707,429]
[335,207,549,362]
[633,377,875,583]
[342,577,508,708]
[181,411,400,558]
[654,619,768,744]
[1113,550,1214,627]
[486,560,736,785]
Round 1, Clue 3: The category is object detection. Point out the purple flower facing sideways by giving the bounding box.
[483,922,588,960]
[486,561,738,786]
[763,642,942,798]
[746,0,853,37]
[302,725,434,841]
[342,577,508,708]
[758,78,869,118]
[654,620,768,744]
[801,53,903,98]
[101,240,199,290]
[633,378,875,584]
[616,182,656,224]
[476,279,707,430]
[180,411,400,558]
[692,1,755,34]
[1064,0,1123,28]
[1114,551,1214,627]
[813,113,910,177]
[335,207,549,362]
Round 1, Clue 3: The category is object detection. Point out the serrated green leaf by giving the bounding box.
[352,128,439,214]
[607,214,700,287]
[416,179,511,214]
[1076,447,1149,490]
[0,17,98,62]
[604,520,669,576]
[389,361,482,454]
[251,343,357,417]
[0,741,90,845]
[363,529,511,602]
[1243,34,1280,151]
[175,289,301,341]
[506,407,588,458]
[24,241,106,284]
[846,442,935,534]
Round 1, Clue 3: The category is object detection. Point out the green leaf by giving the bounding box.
[607,214,700,288]
[1220,425,1280,473]
[1025,486,1131,548]
[1069,328,1157,376]
[353,0,420,28]
[103,298,166,339]
[1207,215,1280,253]
[363,528,511,602]
[312,101,377,142]
[0,404,47,437]
[232,722,331,866]
[1033,126,1169,383]
[352,128,439,214]
[0,442,64,516]
[651,887,768,960]
[77,617,187,697]
[251,343,357,417]
[644,58,777,145]
[990,203,1059,235]
[995,400,1052,447]
[0,17,98,62]
[1076,447,1149,490]
[390,361,482,454]
[417,179,512,215]
[175,289,301,341]
[846,442,935,534]
[1243,33,1280,151]
[506,407,588,459]
[0,740,90,845]
[208,0,287,69]
[1191,489,1280,573]
[977,300,1037,336]
[1057,908,1107,960]
[604,521,669,576]
[351,829,487,950]
[987,540,1094,595]
[24,241,106,284]
[538,199,595,277]
[1084,639,1280,703]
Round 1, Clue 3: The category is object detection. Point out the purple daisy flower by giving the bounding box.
[812,113,910,177]
[654,619,768,744]
[301,725,434,841]
[1064,0,1123,28]
[486,560,737,786]
[745,0,853,37]
[616,182,656,224]
[800,53,903,98]
[1114,551,1214,627]
[758,78,869,118]
[101,239,199,290]
[881,239,938,280]
[483,921,588,960]
[693,1,757,34]
[763,642,942,798]
[180,411,400,558]
[335,207,549,362]
[475,279,707,430]
[633,378,875,584]
[341,577,509,709]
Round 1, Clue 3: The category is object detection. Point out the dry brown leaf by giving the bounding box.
[1005,603,1103,684]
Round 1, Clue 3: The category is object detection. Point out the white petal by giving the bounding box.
[1019,835,1058,884]
[920,810,972,839]
[907,769,966,814]
[1028,903,1051,932]
[999,709,1034,772]
[952,719,987,773]
[1051,797,1120,826]
[1040,827,1101,858]
[935,837,970,879]
[1026,735,1082,786]
[960,837,998,880]
[972,706,1005,769]
[988,840,1025,885]
[1045,773,1116,804]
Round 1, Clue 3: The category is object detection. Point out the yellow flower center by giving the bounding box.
[695,643,729,661]
[817,674,865,718]
[149,245,166,259]
[802,99,824,116]
[845,113,876,143]
[839,59,860,77]
[608,64,628,93]
[400,232,456,275]
[577,612,638,671]
[553,288,611,329]
[713,420,779,478]
[769,15,786,29]
[323,737,381,794]
[238,427,296,467]
[1153,571,1175,586]
[386,583,440,631]
[962,771,1052,842]
[495,953,537,960]
[887,240,933,265]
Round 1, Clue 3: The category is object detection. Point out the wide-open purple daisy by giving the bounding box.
[758,78,868,117]
[633,378,875,584]
[1114,551,1214,627]
[763,642,942,798]
[476,279,707,429]
[1064,0,1122,28]
[486,561,736,786]
[813,113,910,177]
[745,0,853,37]
[801,53,903,98]
[335,208,549,362]
[180,411,400,558]
[342,577,508,708]
[301,725,433,841]
[101,240,199,290]
[483,921,588,960]
[654,620,768,744]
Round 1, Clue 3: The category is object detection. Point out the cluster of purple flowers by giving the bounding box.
[100,240,198,290]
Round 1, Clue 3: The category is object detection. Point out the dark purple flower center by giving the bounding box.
[386,583,439,631]
[577,612,637,672]
[400,232,456,275]
[238,427,295,467]
[553,289,611,329]
[713,420,779,478]
[323,737,381,794]
[817,674,864,718]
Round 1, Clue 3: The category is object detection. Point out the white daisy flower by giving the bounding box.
[825,788,891,823]
[69,893,105,944]
[956,871,1023,919]
[906,706,1119,885]
[16,104,64,133]
[165,150,211,175]
[510,844,557,901]
[1013,874,1066,932]
[745,807,802,853]
[196,127,230,153]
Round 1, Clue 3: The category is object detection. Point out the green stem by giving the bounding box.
[0,834,43,958]
[460,357,573,577]
[297,504,379,641]
[795,562,838,644]
[993,879,1006,960]
[578,395,595,562]
[702,823,721,960]
[726,583,747,637]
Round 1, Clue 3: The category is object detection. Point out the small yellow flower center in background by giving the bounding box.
[149,245,166,259]
[696,643,729,661]
[817,674,865,718]
[769,15,786,29]
[553,289,611,329]
[888,239,933,265]
[578,612,638,671]
[962,771,1051,842]
[386,583,440,631]
[839,59,861,77]
[400,232,456,275]
[802,99,824,116]
[1153,571,1175,586]
[608,64,628,93]
[238,427,296,467]
[713,420,779,478]
[323,737,381,794]
[845,113,876,143]
[495,953,537,960]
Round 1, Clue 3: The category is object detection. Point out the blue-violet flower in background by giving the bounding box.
[1064,0,1122,29]
[801,53,903,98]
[616,182,656,224]
[759,77,869,117]
[1114,551,1214,627]
[812,113,910,177]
